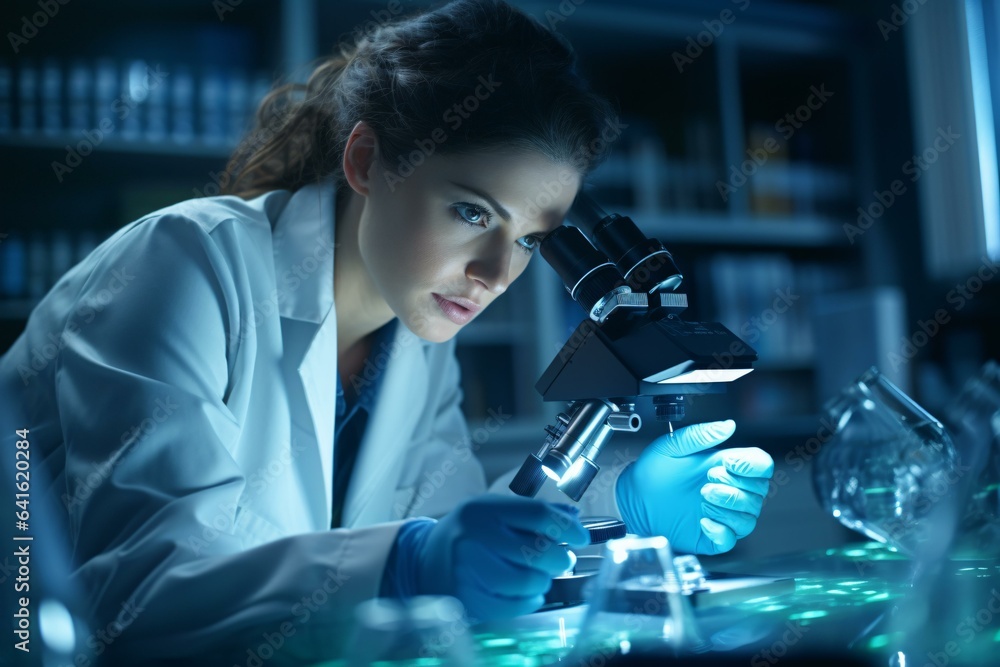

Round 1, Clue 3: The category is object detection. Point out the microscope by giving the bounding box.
[509,197,800,619]
[509,192,758,503]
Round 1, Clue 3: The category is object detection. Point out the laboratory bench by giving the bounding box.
[318,540,1000,666]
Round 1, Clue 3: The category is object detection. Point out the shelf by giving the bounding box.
[0,133,234,159]
[591,155,854,198]
[620,209,852,247]
[748,164,854,198]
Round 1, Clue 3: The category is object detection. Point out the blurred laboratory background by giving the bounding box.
[1,0,998,563]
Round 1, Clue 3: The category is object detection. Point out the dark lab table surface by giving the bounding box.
[317,541,1000,666]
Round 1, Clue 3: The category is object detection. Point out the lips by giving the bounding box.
[437,295,482,313]
[432,293,479,325]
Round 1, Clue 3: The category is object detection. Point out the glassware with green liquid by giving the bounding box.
[813,367,963,559]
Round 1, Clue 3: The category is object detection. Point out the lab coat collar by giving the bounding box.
[341,321,427,527]
[270,176,341,518]
[270,177,338,324]
[270,177,430,528]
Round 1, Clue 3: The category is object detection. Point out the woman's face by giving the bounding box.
[357,149,581,343]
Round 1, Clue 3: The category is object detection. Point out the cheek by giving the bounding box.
[363,213,458,288]
[509,255,532,281]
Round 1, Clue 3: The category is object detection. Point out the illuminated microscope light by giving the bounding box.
[539,400,624,502]
[543,455,588,484]
[651,364,754,385]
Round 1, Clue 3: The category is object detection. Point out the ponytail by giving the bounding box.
[222,48,355,198]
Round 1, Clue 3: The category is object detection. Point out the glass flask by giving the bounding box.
[813,367,962,558]
[940,360,1000,552]
[567,535,708,662]
[343,595,477,666]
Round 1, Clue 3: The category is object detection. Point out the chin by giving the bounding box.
[400,313,456,344]
[423,325,458,344]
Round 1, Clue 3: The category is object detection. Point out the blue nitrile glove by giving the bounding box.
[385,495,590,621]
[615,420,774,555]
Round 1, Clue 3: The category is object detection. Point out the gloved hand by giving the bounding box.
[403,495,589,621]
[615,420,773,555]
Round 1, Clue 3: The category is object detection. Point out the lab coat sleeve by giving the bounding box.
[395,336,487,520]
[55,214,401,665]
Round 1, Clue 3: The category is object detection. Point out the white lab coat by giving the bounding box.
[0,177,621,664]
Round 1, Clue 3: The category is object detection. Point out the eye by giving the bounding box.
[516,235,544,255]
[452,203,491,226]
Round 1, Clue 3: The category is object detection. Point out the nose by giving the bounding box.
[467,237,513,295]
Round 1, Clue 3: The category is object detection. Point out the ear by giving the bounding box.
[342,120,380,196]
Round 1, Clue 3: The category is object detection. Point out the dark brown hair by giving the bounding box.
[221,0,618,199]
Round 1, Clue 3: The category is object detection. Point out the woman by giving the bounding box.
[0,0,773,663]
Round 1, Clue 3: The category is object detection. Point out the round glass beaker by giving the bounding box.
[813,367,961,557]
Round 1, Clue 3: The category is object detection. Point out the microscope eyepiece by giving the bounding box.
[567,191,683,294]
[593,215,683,293]
[540,226,627,318]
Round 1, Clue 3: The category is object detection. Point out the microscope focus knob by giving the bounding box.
[581,517,628,544]
[508,454,547,497]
